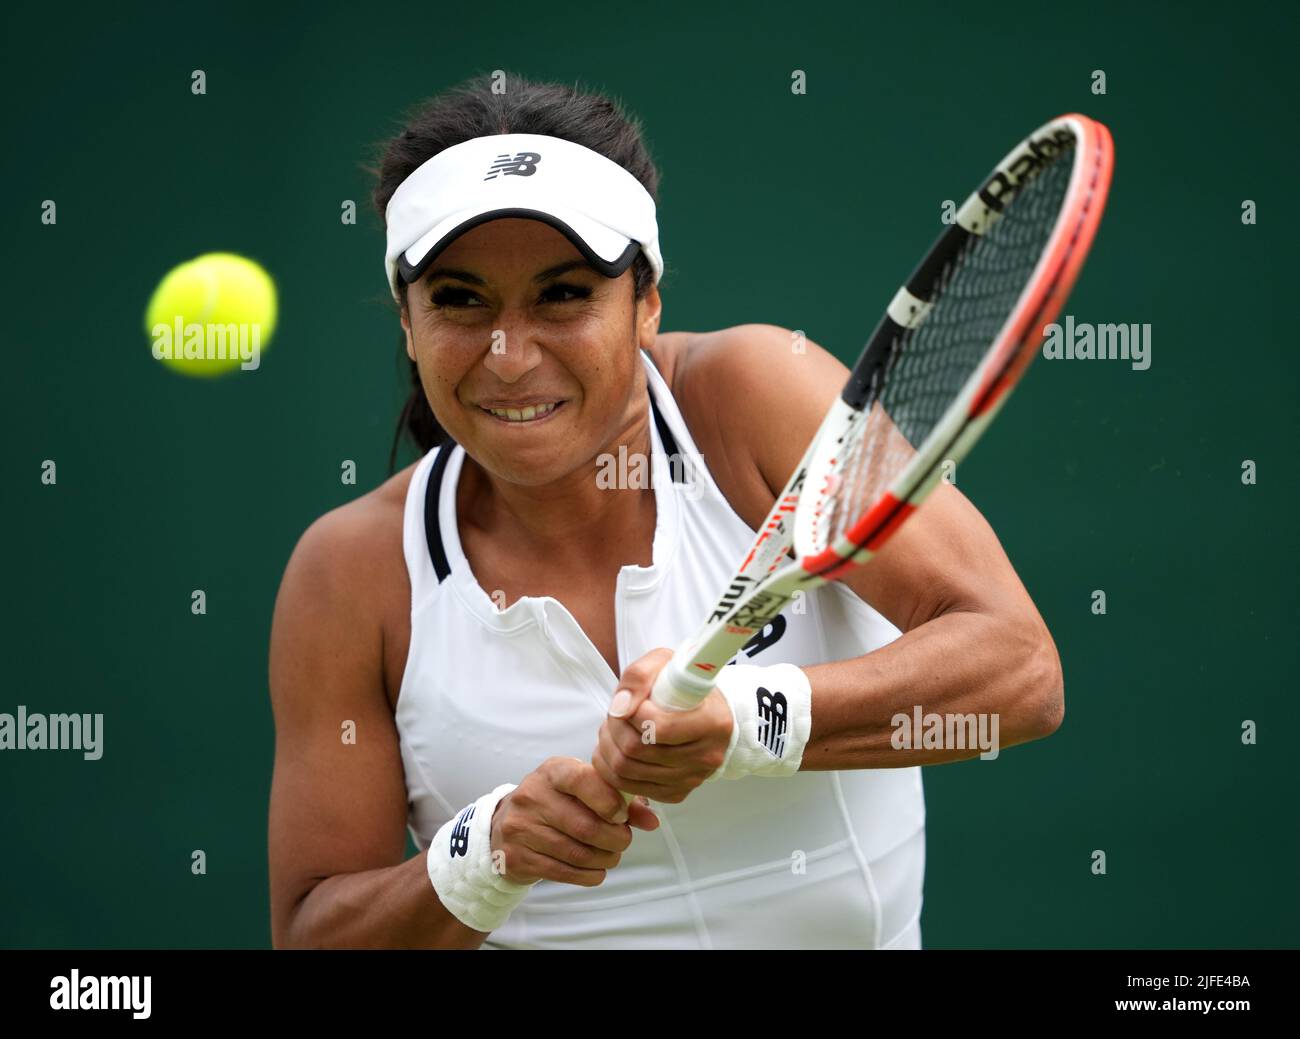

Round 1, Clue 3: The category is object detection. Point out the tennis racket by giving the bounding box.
[650,113,1114,711]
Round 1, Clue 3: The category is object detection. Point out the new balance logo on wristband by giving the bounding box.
[755,686,789,759]
[710,665,808,780]
[450,805,474,857]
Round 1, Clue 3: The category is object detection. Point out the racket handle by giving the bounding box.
[651,657,717,711]
[616,657,718,806]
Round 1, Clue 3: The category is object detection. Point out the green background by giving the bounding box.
[2,0,1295,948]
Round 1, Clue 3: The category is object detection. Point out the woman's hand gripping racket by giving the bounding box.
[648,113,1114,713]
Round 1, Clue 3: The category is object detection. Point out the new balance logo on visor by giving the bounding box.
[449,805,474,856]
[755,686,789,759]
[484,151,542,180]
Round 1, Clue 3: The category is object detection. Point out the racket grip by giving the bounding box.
[651,657,717,711]
[616,656,717,807]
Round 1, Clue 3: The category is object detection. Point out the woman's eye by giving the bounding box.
[430,287,483,308]
[429,283,591,308]
[541,283,591,304]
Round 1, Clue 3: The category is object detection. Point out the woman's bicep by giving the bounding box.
[677,325,1040,632]
[839,481,1042,633]
[267,509,410,940]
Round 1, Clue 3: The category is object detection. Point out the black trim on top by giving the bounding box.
[648,388,681,468]
[423,386,684,584]
[424,441,456,583]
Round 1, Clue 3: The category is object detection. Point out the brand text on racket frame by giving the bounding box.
[1041,316,1151,370]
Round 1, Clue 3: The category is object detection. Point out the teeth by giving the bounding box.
[487,402,558,422]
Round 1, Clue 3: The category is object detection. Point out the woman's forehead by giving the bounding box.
[429,218,587,277]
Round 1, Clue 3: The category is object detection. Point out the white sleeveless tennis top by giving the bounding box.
[396,350,926,949]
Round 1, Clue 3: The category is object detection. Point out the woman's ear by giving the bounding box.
[400,299,417,363]
[636,283,663,351]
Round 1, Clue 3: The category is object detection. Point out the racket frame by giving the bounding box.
[652,113,1114,711]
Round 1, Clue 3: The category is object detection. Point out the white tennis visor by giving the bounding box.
[384,133,664,300]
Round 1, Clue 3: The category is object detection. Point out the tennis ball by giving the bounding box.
[145,252,277,377]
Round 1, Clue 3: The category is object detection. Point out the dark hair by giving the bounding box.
[371,73,662,469]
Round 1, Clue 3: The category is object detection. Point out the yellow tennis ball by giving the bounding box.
[145,252,278,377]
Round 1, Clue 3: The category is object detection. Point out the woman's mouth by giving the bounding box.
[478,400,566,425]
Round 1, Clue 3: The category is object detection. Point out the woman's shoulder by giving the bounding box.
[652,324,834,407]
[271,464,419,707]
[650,325,848,526]
[286,464,417,587]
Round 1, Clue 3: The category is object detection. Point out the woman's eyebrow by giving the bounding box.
[426,267,486,285]
[532,259,597,282]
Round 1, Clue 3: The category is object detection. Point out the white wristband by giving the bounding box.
[427,783,535,934]
[708,662,813,781]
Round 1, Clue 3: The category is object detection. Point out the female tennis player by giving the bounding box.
[268,75,1065,949]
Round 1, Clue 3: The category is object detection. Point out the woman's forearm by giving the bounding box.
[276,854,488,949]
[800,606,1064,771]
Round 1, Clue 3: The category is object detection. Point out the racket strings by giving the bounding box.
[825,147,1077,547]
[821,400,897,551]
